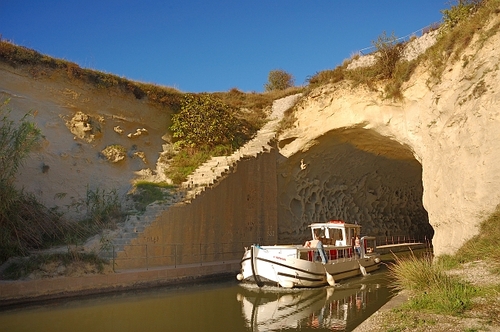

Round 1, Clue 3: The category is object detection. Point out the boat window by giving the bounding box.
[313,228,325,239]
[329,228,343,242]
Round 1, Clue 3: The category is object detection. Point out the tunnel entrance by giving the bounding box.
[276,127,433,244]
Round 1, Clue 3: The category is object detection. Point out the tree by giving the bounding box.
[264,69,295,92]
[170,93,237,149]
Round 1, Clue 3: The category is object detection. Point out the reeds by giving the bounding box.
[388,251,477,315]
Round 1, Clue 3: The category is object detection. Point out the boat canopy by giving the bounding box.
[308,220,361,246]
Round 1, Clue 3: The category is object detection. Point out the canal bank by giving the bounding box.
[352,291,409,332]
[0,260,240,307]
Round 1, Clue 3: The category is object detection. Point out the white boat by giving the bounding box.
[236,220,381,288]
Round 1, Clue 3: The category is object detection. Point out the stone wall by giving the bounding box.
[115,150,278,270]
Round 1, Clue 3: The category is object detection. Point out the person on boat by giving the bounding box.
[354,235,361,258]
[304,235,328,264]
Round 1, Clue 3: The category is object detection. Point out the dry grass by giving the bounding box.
[379,206,500,331]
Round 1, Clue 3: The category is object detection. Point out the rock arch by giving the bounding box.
[277,127,432,245]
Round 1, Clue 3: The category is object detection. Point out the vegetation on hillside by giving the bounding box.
[170,93,239,149]
[0,99,127,267]
[305,0,499,98]
[0,37,303,186]
[264,69,295,92]
[0,100,72,263]
[129,181,175,212]
[0,33,303,266]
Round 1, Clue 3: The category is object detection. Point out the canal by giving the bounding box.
[0,263,395,332]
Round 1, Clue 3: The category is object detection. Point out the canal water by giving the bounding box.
[0,265,395,332]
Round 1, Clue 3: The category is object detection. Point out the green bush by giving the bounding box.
[170,93,238,150]
[264,69,295,92]
[372,31,405,80]
[441,0,482,32]
[131,181,174,212]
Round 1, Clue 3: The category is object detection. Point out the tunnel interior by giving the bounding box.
[276,127,434,244]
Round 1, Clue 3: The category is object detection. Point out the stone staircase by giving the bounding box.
[95,93,302,260]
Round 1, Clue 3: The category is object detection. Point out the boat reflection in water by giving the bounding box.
[237,281,391,331]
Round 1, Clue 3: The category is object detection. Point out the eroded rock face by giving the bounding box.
[277,129,432,244]
[278,21,500,256]
[101,145,127,163]
[0,63,171,215]
[65,111,102,142]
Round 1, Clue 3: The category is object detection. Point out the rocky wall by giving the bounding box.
[277,128,432,244]
[116,150,278,270]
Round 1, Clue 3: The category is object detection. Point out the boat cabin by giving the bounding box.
[309,220,360,247]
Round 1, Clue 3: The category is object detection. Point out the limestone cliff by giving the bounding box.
[0,63,173,217]
[1,12,499,258]
[277,16,500,256]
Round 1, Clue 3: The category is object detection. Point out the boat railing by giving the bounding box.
[298,245,356,263]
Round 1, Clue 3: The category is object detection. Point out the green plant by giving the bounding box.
[0,100,77,263]
[384,59,419,100]
[372,31,405,80]
[1,252,108,280]
[441,0,482,32]
[170,93,238,150]
[264,69,295,92]
[0,99,41,187]
[131,181,174,212]
[73,186,123,234]
[165,147,217,184]
[389,251,477,315]
[455,206,500,262]
[435,254,461,270]
[425,0,500,84]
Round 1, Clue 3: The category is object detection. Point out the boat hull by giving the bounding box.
[237,245,380,288]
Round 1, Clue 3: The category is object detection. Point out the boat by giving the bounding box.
[236,220,381,288]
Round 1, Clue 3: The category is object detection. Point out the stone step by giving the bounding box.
[95,93,302,259]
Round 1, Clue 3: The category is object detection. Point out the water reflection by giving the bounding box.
[0,267,393,332]
[238,281,390,332]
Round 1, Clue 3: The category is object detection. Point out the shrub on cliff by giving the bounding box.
[170,93,238,150]
[264,69,295,92]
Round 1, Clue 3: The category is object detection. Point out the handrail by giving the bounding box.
[375,235,432,246]
[109,241,247,272]
[357,22,440,55]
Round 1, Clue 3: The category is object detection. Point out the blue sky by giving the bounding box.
[1,1,447,93]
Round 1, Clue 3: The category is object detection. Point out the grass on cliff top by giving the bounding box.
[0,37,304,185]
[305,0,500,97]
[388,206,500,325]
[0,38,302,119]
